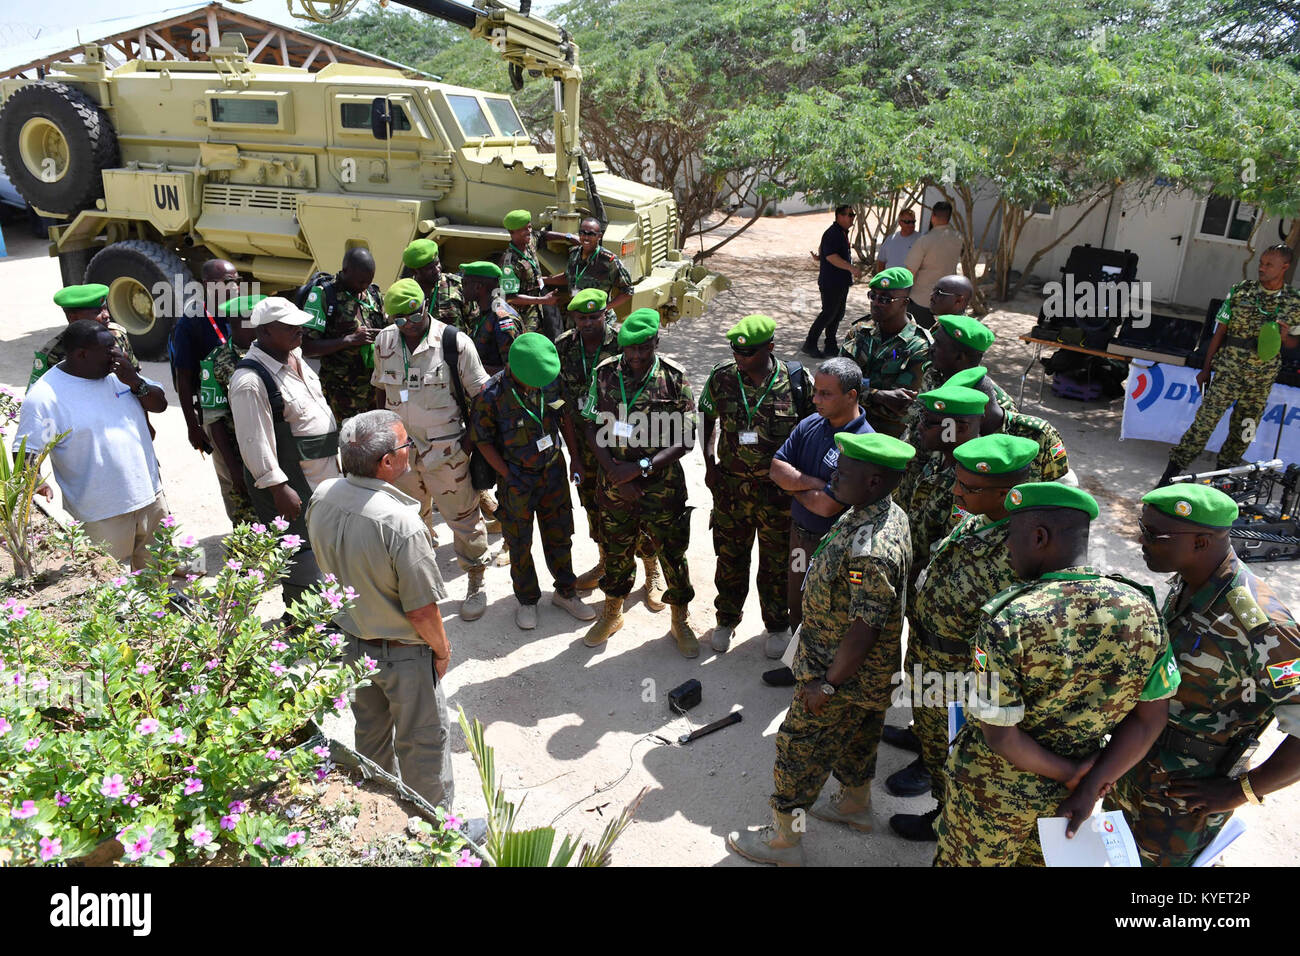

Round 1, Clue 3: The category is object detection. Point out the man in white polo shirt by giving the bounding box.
[16,320,169,570]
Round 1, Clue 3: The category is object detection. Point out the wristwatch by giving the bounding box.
[131,380,150,397]
[639,456,653,477]
[819,678,837,697]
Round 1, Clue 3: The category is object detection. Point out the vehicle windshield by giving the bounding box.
[447,94,493,138]
[485,98,527,138]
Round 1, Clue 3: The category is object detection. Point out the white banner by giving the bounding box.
[1121,360,1300,465]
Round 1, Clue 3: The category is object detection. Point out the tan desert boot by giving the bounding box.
[641,556,666,611]
[669,604,699,658]
[461,565,487,622]
[809,782,874,831]
[582,596,624,647]
[727,810,805,866]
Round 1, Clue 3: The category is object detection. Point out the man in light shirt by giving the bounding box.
[904,201,964,329]
[874,209,919,272]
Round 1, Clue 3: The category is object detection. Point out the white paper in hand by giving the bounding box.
[1192,816,1245,867]
[780,625,800,670]
[1038,811,1141,867]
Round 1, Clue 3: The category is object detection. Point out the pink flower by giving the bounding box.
[136,717,160,735]
[178,534,197,548]
[314,766,330,782]
[269,662,286,677]
[220,814,240,831]
[251,522,268,534]
[332,695,348,712]
[123,793,142,808]
[183,777,204,795]
[8,604,28,621]
[29,674,49,692]
[272,516,290,532]
[270,640,288,652]
[327,632,344,647]
[39,836,62,861]
[161,515,177,528]
[280,535,302,549]
[226,559,242,571]
[324,573,337,584]
[361,655,377,674]
[9,672,23,687]
[23,737,40,752]
[136,663,155,676]
[190,827,214,847]
[185,574,199,583]
[180,662,192,672]
[152,610,165,619]
[246,569,265,585]
[311,745,331,759]
[125,829,155,862]
[265,748,281,760]
[11,800,37,819]
[0,717,9,735]
[285,830,305,847]
[228,800,248,814]
[455,849,482,867]
[169,728,185,744]
[205,658,220,671]
[100,774,125,798]
[443,814,462,831]
[55,792,70,808]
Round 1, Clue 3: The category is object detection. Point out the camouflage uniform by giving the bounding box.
[565,245,632,332]
[907,512,1018,811]
[773,495,911,812]
[468,370,576,604]
[30,322,137,387]
[581,353,696,602]
[426,272,467,333]
[203,340,256,525]
[1170,281,1300,469]
[904,365,1016,441]
[501,236,545,333]
[1106,551,1300,866]
[894,449,960,573]
[699,358,805,632]
[839,317,931,437]
[934,568,1176,866]
[459,296,523,372]
[302,276,386,423]
[995,410,1069,482]
[555,320,655,562]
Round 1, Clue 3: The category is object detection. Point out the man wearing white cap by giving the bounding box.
[229,297,341,603]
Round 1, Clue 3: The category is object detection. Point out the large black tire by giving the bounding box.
[0,82,119,216]
[85,239,193,359]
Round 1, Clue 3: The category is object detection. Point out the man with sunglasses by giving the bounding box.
[888,434,1037,842]
[700,315,815,656]
[875,209,920,272]
[301,247,386,423]
[549,216,634,325]
[840,267,932,438]
[1103,483,1300,865]
[803,204,863,357]
[952,365,1070,482]
[903,312,1017,443]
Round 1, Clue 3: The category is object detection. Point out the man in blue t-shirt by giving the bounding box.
[803,206,863,358]
[766,357,873,685]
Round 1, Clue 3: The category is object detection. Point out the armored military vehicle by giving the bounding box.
[0,0,726,354]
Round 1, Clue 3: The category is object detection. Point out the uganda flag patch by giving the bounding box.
[1268,659,1300,687]
[973,646,988,673]
[848,569,863,586]
[1050,441,1066,459]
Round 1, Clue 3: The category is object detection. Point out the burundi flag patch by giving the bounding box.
[1050,441,1066,459]
[1268,659,1300,687]
[973,646,988,673]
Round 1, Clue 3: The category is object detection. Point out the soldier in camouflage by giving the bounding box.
[301,247,386,424]
[500,209,563,338]
[889,434,1039,842]
[727,432,915,866]
[468,332,595,630]
[1160,245,1300,484]
[33,284,138,388]
[903,306,1016,442]
[548,216,634,331]
[403,238,468,333]
[454,261,523,377]
[700,314,813,656]
[969,367,1070,482]
[555,289,661,599]
[580,308,699,657]
[934,482,1179,867]
[1104,483,1300,865]
[839,266,932,437]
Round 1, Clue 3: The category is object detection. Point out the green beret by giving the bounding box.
[727,314,775,348]
[945,366,988,390]
[53,283,109,310]
[503,209,532,231]
[1142,484,1239,529]
[618,308,661,346]
[953,434,1038,476]
[1005,481,1099,520]
[508,332,561,388]
[218,294,267,319]
[462,261,503,281]
[868,267,913,291]
[937,315,995,352]
[402,238,439,269]
[384,278,426,318]
[834,432,916,471]
[567,288,608,314]
[918,384,989,416]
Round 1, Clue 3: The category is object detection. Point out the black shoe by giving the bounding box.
[800,339,822,357]
[821,342,840,358]
[885,756,932,797]
[889,807,939,842]
[762,665,796,687]
[882,724,922,754]
[1155,461,1181,488]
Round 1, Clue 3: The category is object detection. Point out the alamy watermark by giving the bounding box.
[1042,276,1151,327]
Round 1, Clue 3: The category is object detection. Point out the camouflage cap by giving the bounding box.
[402,238,439,269]
[918,384,988,416]
[53,283,109,310]
[835,432,916,471]
[727,314,775,348]
[868,267,913,291]
[508,332,561,388]
[218,294,267,319]
[503,209,532,231]
[945,366,988,390]
[618,308,661,346]
[1142,483,1238,528]
[462,261,503,281]
[384,278,426,318]
[953,434,1038,476]
[1005,481,1099,520]
[566,288,608,314]
[937,314,995,352]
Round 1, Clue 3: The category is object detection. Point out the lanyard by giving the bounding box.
[204,309,227,346]
[511,385,546,429]
[509,241,539,277]
[736,362,779,427]
[573,249,600,287]
[809,522,847,566]
[619,356,659,414]
[580,334,609,383]
[1039,570,1101,582]
[400,322,432,380]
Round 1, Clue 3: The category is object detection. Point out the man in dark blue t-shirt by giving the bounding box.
[766,357,873,684]
[803,206,862,358]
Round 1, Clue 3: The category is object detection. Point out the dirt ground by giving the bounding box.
[3,207,1296,867]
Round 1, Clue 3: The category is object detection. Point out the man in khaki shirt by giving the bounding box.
[229,297,341,604]
[372,279,491,621]
[904,201,964,329]
[306,410,455,809]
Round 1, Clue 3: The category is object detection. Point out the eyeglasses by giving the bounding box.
[382,438,416,460]
[731,344,763,357]
[953,475,1012,495]
[1136,519,1204,543]
[579,230,601,237]
[868,291,910,304]
[899,219,916,225]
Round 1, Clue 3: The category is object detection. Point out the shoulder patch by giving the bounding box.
[850,524,875,557]
[982,581,1036,617]
[1226,585,1270,633]
[1266,659,1300,687]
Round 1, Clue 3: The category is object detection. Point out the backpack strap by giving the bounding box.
[235,357,285,420]
[784,359,814,419]
[442,324,470,422]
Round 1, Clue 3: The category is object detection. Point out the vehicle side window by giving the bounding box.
[211,98,278,125]
[484,98,527,137]
[447,94,492,137]
[341,101,412,131]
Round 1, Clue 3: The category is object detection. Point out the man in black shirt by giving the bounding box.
[803,205,862,358]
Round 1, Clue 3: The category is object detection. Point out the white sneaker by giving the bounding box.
[764,629,792,660]
[551,591,597,622]
[515,603,538,630]
[710,626,735,653]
